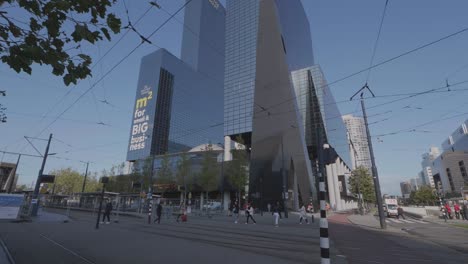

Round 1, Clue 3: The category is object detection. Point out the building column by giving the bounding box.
[326,164,336,211]
[339,161,346,210]
[224,136,232,161]
[331,161,341,211]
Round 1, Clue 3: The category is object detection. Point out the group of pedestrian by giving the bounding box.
[442,201,468,221]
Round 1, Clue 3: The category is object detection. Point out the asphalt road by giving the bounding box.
[329,214,468,264]
[0,209,345,264]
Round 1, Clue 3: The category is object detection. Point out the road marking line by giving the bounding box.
[411,219,428,224]
[40,234,95,264]
[387,218,403,223]
[400,219,414,223]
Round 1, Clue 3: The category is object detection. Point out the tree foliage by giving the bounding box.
[225,137,249,198]
[0,0,121,85]
[157,154,173,185]
[50,167,99,194]
[176,152,192,191]
[409,186,437,205]
[348,166,375,204]
[199,143,219,193]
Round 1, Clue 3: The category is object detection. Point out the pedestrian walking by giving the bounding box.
[233,201,239,224]
[299,204,309,224]
[445,203,452,220]
[101,199,113,224]
[454,203,461,219]
[462,201,468,221]
[397,206,405,220]
[245,204,256,224]
[176,202,186,222]
[272,204,280,227]
[228,201,233,216]
[276,201,283,219]
[154,203,162,224]
[267,203,271,213]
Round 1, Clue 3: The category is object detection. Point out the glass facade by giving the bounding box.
[224,0,316,138]
[127,0,225,162]
[292,65,352,167]
[224,0,259,136]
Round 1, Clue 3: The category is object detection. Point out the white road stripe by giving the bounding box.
[388,218,403,223]
[399,219,414,223]
[410,219,428,224]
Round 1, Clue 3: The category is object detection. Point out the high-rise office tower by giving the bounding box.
[342,114,372,171]
[420,147,440,188]
[223,0,356,209]
[127,0,225,161]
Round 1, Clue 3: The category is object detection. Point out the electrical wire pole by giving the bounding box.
[81,162,90,193]
[31,133,53,217]
[350,84,386,229]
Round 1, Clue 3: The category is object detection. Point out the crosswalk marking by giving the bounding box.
[385,218,428,224]
[399,219,413,223]
[410,219,428,224]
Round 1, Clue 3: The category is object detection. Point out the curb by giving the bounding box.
[0,237,15,264]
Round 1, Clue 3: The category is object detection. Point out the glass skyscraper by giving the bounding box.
[127,0,225,162]
[224,0,352,209]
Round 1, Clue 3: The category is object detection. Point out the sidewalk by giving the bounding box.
[347,213,381,229]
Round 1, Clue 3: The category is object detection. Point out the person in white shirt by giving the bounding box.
[245,204,256,224]
[299,204,309,224]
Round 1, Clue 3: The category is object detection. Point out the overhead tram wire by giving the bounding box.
[9,4,157,154]
[365,0,390,83]
[255,26,468,115]
[32,0,194,138]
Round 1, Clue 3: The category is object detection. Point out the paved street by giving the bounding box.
[0,209,345,264]
[329,213,468,264]
[382,216,468,254]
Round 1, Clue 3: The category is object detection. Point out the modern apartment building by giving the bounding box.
[342,114,372,171]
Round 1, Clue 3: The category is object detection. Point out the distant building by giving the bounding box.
[432,151,468,194]
[420,147,440,188]
[0,162,18,192]
[410,178,422,191]
[342,114,372,171]
[431,119,468,194]
[400,181,412,199]
[441,119,468,152]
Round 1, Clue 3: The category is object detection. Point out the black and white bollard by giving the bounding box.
[319,171,330,264]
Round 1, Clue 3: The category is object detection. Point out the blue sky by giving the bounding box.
[1,0,467,195]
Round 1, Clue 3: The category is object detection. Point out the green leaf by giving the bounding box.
[101,27,110,40]
[106,13,121,34]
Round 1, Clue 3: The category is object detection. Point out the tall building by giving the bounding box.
[442,119,468,152]
[420,147,440,188]
[400,181,412,199]
[126,0,225,161]
[223,0,354,211]
[342,114,372,171]
[432,151,468,193]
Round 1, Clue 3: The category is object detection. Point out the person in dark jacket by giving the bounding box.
[101,200,113,224]
[154,203,162,224]
[462,202,468,221]
[397,206,405,220]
